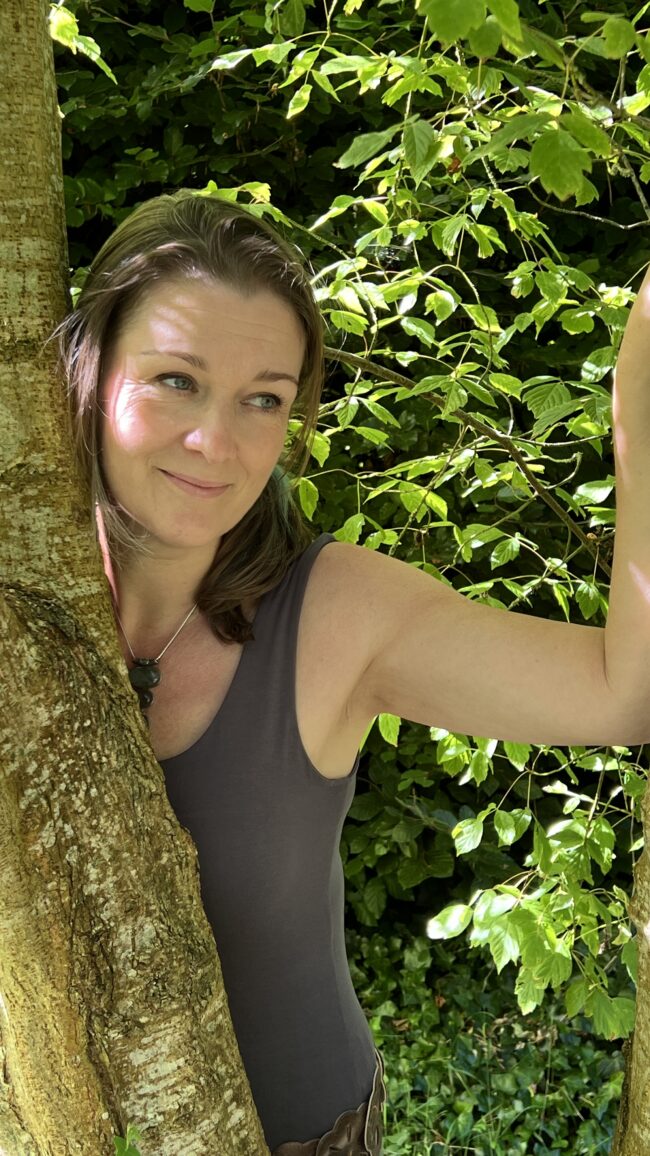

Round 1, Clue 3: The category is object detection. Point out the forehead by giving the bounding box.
[116,277,305,355]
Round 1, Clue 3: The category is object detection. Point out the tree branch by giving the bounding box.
[324,344,612,578]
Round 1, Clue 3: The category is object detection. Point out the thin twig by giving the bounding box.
[618,151,650,221]
[324,344,611,578]
[528,190,650,230]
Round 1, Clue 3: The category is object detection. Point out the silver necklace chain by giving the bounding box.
[113,602,198,663]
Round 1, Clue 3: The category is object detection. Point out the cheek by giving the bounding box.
[106,392,175,454]
[240,416,288,462]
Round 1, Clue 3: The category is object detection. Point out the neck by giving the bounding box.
[98,515,215,658]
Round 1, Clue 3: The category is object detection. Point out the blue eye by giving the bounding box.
[249,394,283,411]
[156,373,193,391]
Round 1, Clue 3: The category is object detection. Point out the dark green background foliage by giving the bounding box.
[52,0,650,1148]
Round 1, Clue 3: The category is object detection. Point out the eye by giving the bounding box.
[155,373,194,391]
[247,393,284,412]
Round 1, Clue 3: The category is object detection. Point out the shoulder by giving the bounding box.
[302,538,423,662]
[299,540,438,721]
[307,538,429,608]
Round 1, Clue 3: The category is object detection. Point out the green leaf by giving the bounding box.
[378,712,402,745]
[531,400,584,436]
[576,580,601,621]
[210,49,253,71]
[419,0,486,42]
[588,990,636,1039]
[426,289,457,321]
[426,903,473,939]
[363,399,401,428]
[462,303,502,332]
[442,381,467,419]
[252,42,294,65]
[335,395,359,428]
[490,536,520,568]
[536,270,567,305]
[581,346,616,383]
[398,859,432,889]
[335,513,366,543]
[336,126,400,169]
[601,16,636,59]
[559,308,594,334]
[403,119,440,186]
[486,0,521,40]
[401,316,438,347]
[472,888,517,932]
[489,373,523,396]
[312,70,340,100]
[515,968,546,1014]
[452,817,484,854]
[586,816,615,874]
[335,284,365,314]
[279,0,307,37]
[502,741,531,770]
[356,426,390,447]
[469,15,502,58]
[298,477,319,520]
[329,309,368,335]
[49,6,117,82]
[114,1124,143,1156]
[561,111,611,158]
[287,84,312,118]
[529,130,592,202]
[348,792,384,821]
[362,877,387,921]
[523,377,570,416]
[468,750,489,785]
[533,942,573,989]
[514,22,566,67]
[622,936,638,984]
[488,915,521,972]
[566,976,589,1018]
[184,0,214,9]
[308,430,331,467]
[494,808,531,846]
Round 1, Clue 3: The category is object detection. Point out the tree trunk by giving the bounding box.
[0,4,269,1153]
[611,829,650,1155]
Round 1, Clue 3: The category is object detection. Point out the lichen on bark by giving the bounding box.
[0,3,270,1152]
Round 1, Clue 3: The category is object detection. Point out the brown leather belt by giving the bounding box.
[272,1050,386,1156]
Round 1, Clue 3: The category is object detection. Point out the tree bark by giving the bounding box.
[611,830,650,1155]
[0,4,269,1153]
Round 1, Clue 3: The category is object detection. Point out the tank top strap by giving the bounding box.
[251,532,335,657]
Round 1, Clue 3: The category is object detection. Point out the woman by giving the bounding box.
[56,190,649,1155]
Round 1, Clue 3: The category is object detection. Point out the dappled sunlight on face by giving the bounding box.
[98,277,304,558]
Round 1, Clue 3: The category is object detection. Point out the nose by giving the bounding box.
[182,401,238,463]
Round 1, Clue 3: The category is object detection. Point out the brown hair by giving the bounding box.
[55,190,323,642]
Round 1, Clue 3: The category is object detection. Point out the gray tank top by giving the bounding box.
[159,533,377,1149]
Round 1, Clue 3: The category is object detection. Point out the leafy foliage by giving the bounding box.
[113,1123,142,1156]
[51,0,650,1145]
[347,924,624,1153]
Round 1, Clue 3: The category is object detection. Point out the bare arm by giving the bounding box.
[324,542,646,748]
[602,263,650,724]
[323,276,650,747]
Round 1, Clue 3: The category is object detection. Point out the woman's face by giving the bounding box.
[98,277,304,555]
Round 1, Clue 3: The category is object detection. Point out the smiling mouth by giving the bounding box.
[161,470,231,495]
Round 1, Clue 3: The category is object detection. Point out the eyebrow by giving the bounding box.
[138,349,300,388]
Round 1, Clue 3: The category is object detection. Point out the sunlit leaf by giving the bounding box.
[420,0,486,41]
[426,903,473,939]
[529,130,592,201]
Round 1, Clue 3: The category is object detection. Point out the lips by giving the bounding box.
[162,470,227,490]
[160,470,231,498]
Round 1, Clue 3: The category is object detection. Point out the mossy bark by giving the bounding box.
[0,3,269,1152]
[611,831,650,1156]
